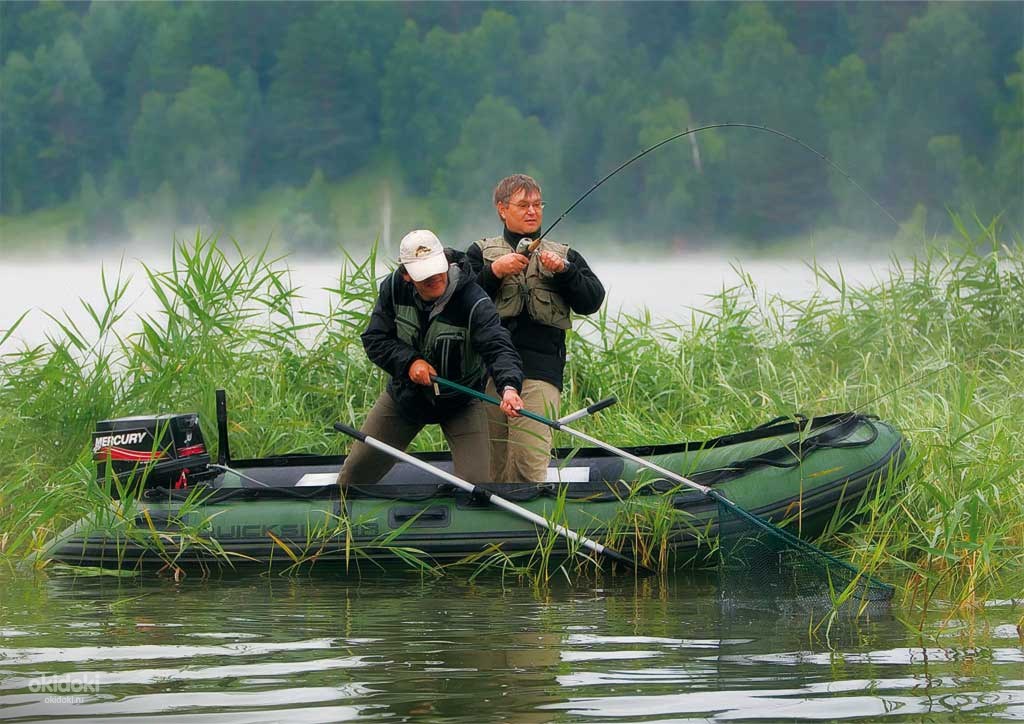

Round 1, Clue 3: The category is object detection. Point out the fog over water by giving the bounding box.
[0,251,891,353]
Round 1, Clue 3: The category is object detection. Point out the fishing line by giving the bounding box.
[528,124,999,417]
[537,122,901,243]
[850,345,1012,414]
[531,122,985,413]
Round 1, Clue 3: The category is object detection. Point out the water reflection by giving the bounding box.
[0,571,1020,722]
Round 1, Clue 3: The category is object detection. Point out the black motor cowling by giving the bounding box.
[93,413,214,496]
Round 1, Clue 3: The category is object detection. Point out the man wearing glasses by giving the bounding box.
[467,174,606,483]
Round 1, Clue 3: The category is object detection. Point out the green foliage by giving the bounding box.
[128,66,256,220]
[265,3,401,185]
[1,33,104,212]
[927,135,987,219]
[994,50,1024,234]
[1,2,1021,240]
[381,10,519,193]
[67,169,126,246]
[1,224,1022,610]
[713,3,826,237]
[629,100,722,240]
[522,7,649,222]
[881,5,993,217]
[817,54,883,229]
[2,1,81,59]
[432,95,551,232]
[0,51,35,214]
[125,6,196,99]
[81,3,152,104]
[278,169,338,251]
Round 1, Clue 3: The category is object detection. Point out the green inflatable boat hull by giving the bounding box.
[41,412,906,571]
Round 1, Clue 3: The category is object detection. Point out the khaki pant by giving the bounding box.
[336,391,490,487]
[485,378,559,483]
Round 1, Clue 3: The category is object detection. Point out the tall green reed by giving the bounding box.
[569,217,1023,615]
[1,223,1021,616]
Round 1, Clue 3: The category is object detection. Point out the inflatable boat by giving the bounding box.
[40,391,906,572]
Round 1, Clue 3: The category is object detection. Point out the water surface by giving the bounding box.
[1,570,1020,722]
[0,255,890,352]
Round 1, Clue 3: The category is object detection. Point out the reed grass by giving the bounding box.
[1,221,1021,620]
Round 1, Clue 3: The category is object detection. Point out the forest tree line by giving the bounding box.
[1,1,1021,247]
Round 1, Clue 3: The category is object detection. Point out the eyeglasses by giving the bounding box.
[507,200,545,211]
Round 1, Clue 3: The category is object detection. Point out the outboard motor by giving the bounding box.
[93,413,214,497]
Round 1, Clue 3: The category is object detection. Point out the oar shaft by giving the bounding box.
[332,423,628,565]
[555,423,713,495]
[430,377,713,495]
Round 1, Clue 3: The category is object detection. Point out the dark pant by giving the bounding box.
[336,391,490,487]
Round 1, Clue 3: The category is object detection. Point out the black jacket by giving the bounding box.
[466,233,605,391]
[361,249,523,424]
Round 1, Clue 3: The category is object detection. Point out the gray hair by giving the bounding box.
[493,174,542,206]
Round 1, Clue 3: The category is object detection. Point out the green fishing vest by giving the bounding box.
[391,275,486,393]
[475,237,572,330]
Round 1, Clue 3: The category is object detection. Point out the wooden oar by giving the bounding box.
[332,422,650,573]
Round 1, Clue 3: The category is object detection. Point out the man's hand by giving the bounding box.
[500,387,524,417]
[408,359,437,385]
[537,250,567,273]
[491,253,529,278]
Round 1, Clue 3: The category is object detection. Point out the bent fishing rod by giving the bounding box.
[521,121,978,414]
[527,122,900,253]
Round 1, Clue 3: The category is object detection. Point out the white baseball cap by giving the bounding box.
[398,229,449,281]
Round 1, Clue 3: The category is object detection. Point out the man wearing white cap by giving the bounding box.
[337,230,525,487]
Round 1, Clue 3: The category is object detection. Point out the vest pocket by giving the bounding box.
[496,279,526,318]
[433,332,465,383]
[528,288,571,330]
